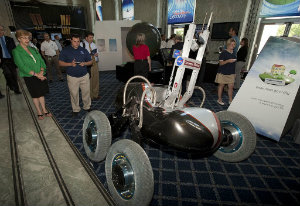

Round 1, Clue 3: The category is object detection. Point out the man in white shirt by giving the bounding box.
[54,35,62,52]
[41,33,63,82]
[80,32,100,100]
[160,34,167,49]
[28,32,38,50]
[166,34,176,48]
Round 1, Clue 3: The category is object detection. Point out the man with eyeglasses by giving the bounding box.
[0,25,21,96]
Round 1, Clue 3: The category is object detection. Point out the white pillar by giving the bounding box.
[114,0,120,20]
[156,0,161,28]
[168,25,172,37]
[240,0,252,40]
[89,0,96,33]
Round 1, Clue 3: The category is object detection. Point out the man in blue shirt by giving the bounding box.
[0,25,21,95]
[59,34,93,117]
[228,27,240,56]
[224,27,240,56]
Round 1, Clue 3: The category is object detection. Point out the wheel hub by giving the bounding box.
[112,154,135,200]
[85,120,98,152]
[219,121,243,153]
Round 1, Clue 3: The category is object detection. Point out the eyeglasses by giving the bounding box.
[20,36,30,40]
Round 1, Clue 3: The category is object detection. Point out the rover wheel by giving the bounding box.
[83,110,112,162]
[105,139,154,206]
[214,111,256,162]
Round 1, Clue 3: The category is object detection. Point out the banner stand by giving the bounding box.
[229,37,300,142]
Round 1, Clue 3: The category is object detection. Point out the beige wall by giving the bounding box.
[194,0,248,24]
[102,0,116,20]
[102,0,160,27]
[193,0,249,60]
[0,0,15,35]
[134,0,158,26]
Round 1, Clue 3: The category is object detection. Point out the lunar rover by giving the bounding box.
[82,13,257,206]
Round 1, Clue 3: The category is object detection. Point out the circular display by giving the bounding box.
[126,22,161,57]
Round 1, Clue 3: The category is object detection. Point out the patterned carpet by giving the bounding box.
[45,71,300,206]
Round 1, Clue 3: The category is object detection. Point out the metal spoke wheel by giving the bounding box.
[214,111,257,162]
[83,110,112,162]
[105,139,154,206]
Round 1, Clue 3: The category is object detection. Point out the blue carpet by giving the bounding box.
[45,71,300,206]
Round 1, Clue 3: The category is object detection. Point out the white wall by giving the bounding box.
[94,20,141,71]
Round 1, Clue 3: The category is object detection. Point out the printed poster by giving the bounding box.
[260,0,300,17]
[229,37,300,141]
[109,39,117,52]
[97,39,106,52]
[168,0,195,24]
[96,0,103,21]
[122,0,134,20]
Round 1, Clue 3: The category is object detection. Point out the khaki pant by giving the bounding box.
[67,74,91,112]
[45,55,62,80]
[234,61,245,89]
[90,62,100,99]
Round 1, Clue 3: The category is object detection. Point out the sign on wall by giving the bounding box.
[60,15,70,34]
[168,0,196,24]
[96,0,103,21]
[122,0,134,20]
[260,0,300,17]
[229,37,300,141]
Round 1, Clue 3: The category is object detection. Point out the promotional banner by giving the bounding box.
[168,0,195,24]
[122,0,134,20]
[96,0,103,21]
[260,0,300,17]
[229,37,300,141]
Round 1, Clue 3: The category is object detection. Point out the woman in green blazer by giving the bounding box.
[13,30,51,120]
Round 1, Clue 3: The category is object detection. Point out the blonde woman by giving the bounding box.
[215,38,237,105]
[132,33,151,78]
[12,30,51,120]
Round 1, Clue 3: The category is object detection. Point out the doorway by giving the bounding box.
[249,17,300,70]
[257,24,286,54]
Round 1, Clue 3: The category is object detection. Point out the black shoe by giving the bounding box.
[72,112,79,117]
[59,79,64,82]
[49,80,53,83]
[14,90,21,94]
[84,108,92,112]
[0,93,5,99]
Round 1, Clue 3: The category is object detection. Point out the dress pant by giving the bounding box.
[67,74,91,112]
[234,61,245,89]
[45,55,62,81]
[90,62,99,99]
[1,58,20,92]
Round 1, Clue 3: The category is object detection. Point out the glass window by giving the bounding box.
[288,23,300,37]
[258,24,286,54]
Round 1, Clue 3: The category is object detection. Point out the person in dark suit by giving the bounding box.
[0,25,21,94]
